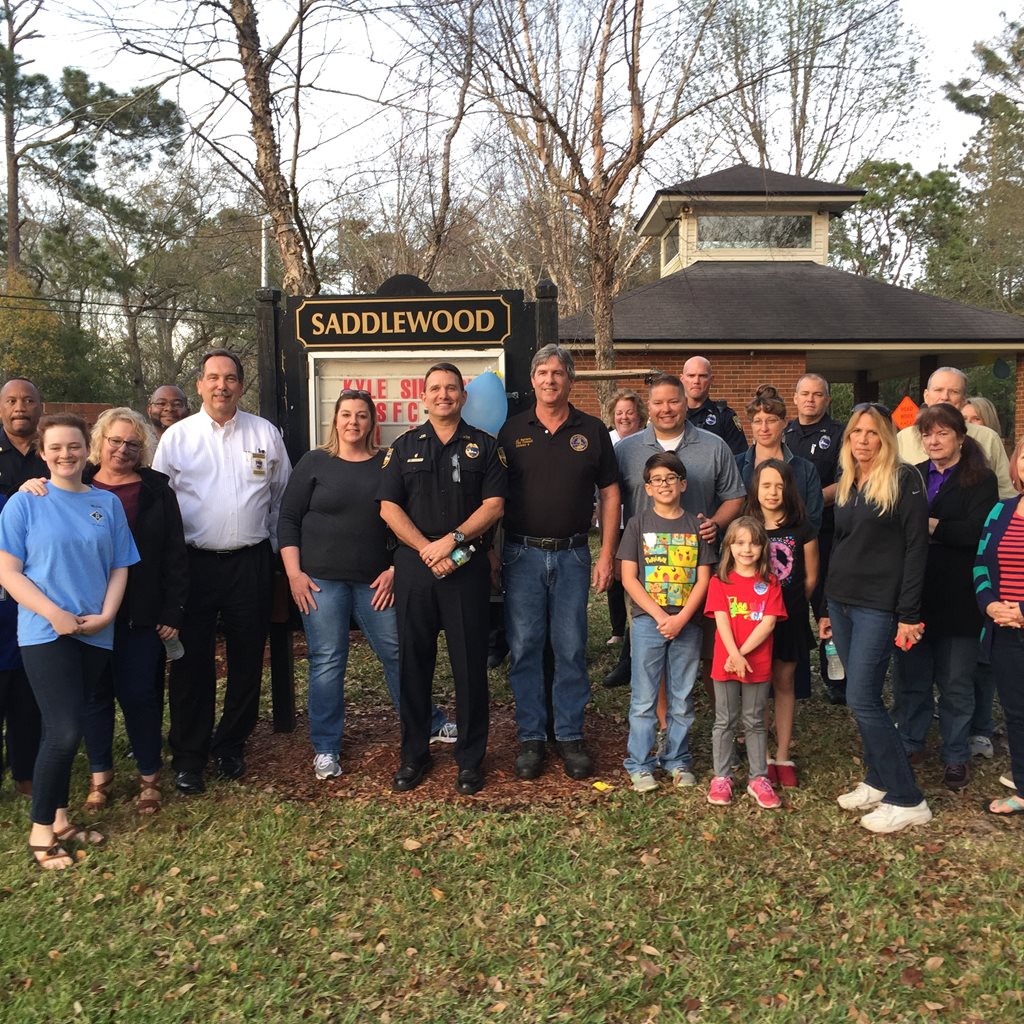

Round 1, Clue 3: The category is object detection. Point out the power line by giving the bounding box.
[0,290,256,324]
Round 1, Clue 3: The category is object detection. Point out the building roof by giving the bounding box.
[559,261,1024,344]
[667,165,866,197]
[636,164,866,234]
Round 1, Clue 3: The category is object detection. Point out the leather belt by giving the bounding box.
[506,533,589,551]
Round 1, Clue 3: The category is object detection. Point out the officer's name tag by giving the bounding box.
[247,450,267,477]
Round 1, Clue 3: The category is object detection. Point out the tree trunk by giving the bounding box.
[588,204,618,409]
[4,10,20,274]
[229,0,319,296]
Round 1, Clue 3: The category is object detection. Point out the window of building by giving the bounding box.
[662,224,680,263]
[696,214,812,250]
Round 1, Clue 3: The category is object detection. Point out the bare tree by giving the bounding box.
[705,0,925,179]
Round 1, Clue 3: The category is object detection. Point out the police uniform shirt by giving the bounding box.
[377,419,506,537]
[784,414,843,532]
[497,404,618,539]
[0,427,47,499]
[686,397,747,456]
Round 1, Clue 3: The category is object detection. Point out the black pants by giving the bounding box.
[0,665,41,784]
[169,542,273,773]
[21,638,111,825]
[991,628,1024,796]
[394,545,489,770]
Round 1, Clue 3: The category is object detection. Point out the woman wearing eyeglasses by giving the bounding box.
[820,403,931,833]
[279,389,454,781]
[77,409,187,815]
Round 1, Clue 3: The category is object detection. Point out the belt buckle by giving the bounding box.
[539,537,557,550]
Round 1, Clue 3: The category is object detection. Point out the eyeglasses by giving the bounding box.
[852,402,892,419]
[150,400,186,409]
[105,436,142,454]
[648,474,680,486]
[339,389,372,401]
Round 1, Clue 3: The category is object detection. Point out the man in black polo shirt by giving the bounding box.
[379,362,506,795]
[783,372,846,702]
[683,356,747,456]
[498,344,620,781]
[0,376,45,796]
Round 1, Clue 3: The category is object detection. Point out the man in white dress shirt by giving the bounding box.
[153,349,290,794]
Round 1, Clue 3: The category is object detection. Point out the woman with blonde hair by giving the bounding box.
[820,404,931,833]
[961,396,1001,436]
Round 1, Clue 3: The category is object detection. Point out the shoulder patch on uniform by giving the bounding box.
[732,416,742,432]
[498,446,508,468]
[382,447,394,468]
[569,433,588,452]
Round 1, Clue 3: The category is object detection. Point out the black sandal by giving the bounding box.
[29,842,74,871]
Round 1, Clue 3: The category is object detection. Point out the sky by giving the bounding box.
[23,0,1022,179]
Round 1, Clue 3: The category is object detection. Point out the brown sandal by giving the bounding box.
[84,775,113,813]
[54,823,106,847]
[29,842,74,871]
[135,776,162,815]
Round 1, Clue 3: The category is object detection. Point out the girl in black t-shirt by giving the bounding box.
[742,459,818,789]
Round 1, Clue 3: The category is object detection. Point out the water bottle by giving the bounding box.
[450,544,476,568]
[824,640,843,680]
[163,635,185,661]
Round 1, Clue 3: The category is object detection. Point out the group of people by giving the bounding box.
[1,352,1022,869]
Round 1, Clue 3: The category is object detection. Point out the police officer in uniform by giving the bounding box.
[379,362,506,796]
[784,373,845,702]
[682,356,747,456]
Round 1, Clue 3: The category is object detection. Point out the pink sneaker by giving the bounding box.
[747,775,781,809]
[707,776,732,805]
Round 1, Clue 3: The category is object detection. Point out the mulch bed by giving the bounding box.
[245,704,630,810]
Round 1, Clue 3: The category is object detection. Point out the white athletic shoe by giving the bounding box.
[969,735,994,759]
[313,754,342,780]
[837,782,886,811]
[859,800,932,834]
[430,721,458,744]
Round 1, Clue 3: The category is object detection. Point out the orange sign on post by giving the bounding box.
[892,396,920,430]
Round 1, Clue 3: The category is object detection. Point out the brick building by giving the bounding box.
[559,165,1024,439]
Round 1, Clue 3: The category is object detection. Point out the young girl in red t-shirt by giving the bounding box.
[704,516,786,808]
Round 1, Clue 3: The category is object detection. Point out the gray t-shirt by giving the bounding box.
[615,423,746,523]
[617,507,716,618]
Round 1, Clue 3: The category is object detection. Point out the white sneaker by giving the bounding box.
[630,770,658,793]
[671,767,697,788]
[837,782,886,811]
[606,635,624,646]
[430,721,458,744]
[969,735,994,758]
[313,754,342,780]
[860,800,932,834]
[1000,774,1017,790]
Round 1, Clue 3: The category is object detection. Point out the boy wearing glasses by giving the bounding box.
[617,452,715,793]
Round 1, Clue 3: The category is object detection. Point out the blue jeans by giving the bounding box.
[503,540,591,741]
[301,578,445,755]
[970,661,995,738]
[829,602,924,807]
[892,635,978,764]
[625,614,700,774]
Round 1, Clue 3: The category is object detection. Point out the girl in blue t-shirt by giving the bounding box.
[0,414,138,870]
[742,459,819,790]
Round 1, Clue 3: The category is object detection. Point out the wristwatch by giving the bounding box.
[452,530,466,545]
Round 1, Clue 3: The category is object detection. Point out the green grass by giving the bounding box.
[2,587,1023,1023]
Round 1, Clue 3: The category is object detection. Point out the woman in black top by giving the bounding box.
[279,390,452,780]
[820,404,930,833]
[891,404,997,790]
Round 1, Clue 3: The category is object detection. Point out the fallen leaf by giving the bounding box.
[924,956,944,972]
[641,944,661,956]
[534,914,547,927]
[402,838,422,851]
[431,887,445,902]
[901,966,924,987]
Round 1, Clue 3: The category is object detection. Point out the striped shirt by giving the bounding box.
[997,513,1024,602]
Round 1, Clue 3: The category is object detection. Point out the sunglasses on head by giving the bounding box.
[339,389,372,401]
[852,402,892,420]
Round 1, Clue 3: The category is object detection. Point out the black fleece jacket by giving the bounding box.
[84,464,188,629]
[825,463,929,624]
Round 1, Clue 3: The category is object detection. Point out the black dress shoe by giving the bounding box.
[216,755,245,780]
[514,740,546,780]
[455,768,484,795]
[392,758,432,792]
[602,657,631,688]
[175,770,206,795]
[556,739,594,780]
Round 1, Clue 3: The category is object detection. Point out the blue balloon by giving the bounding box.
[462,371,508,436]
